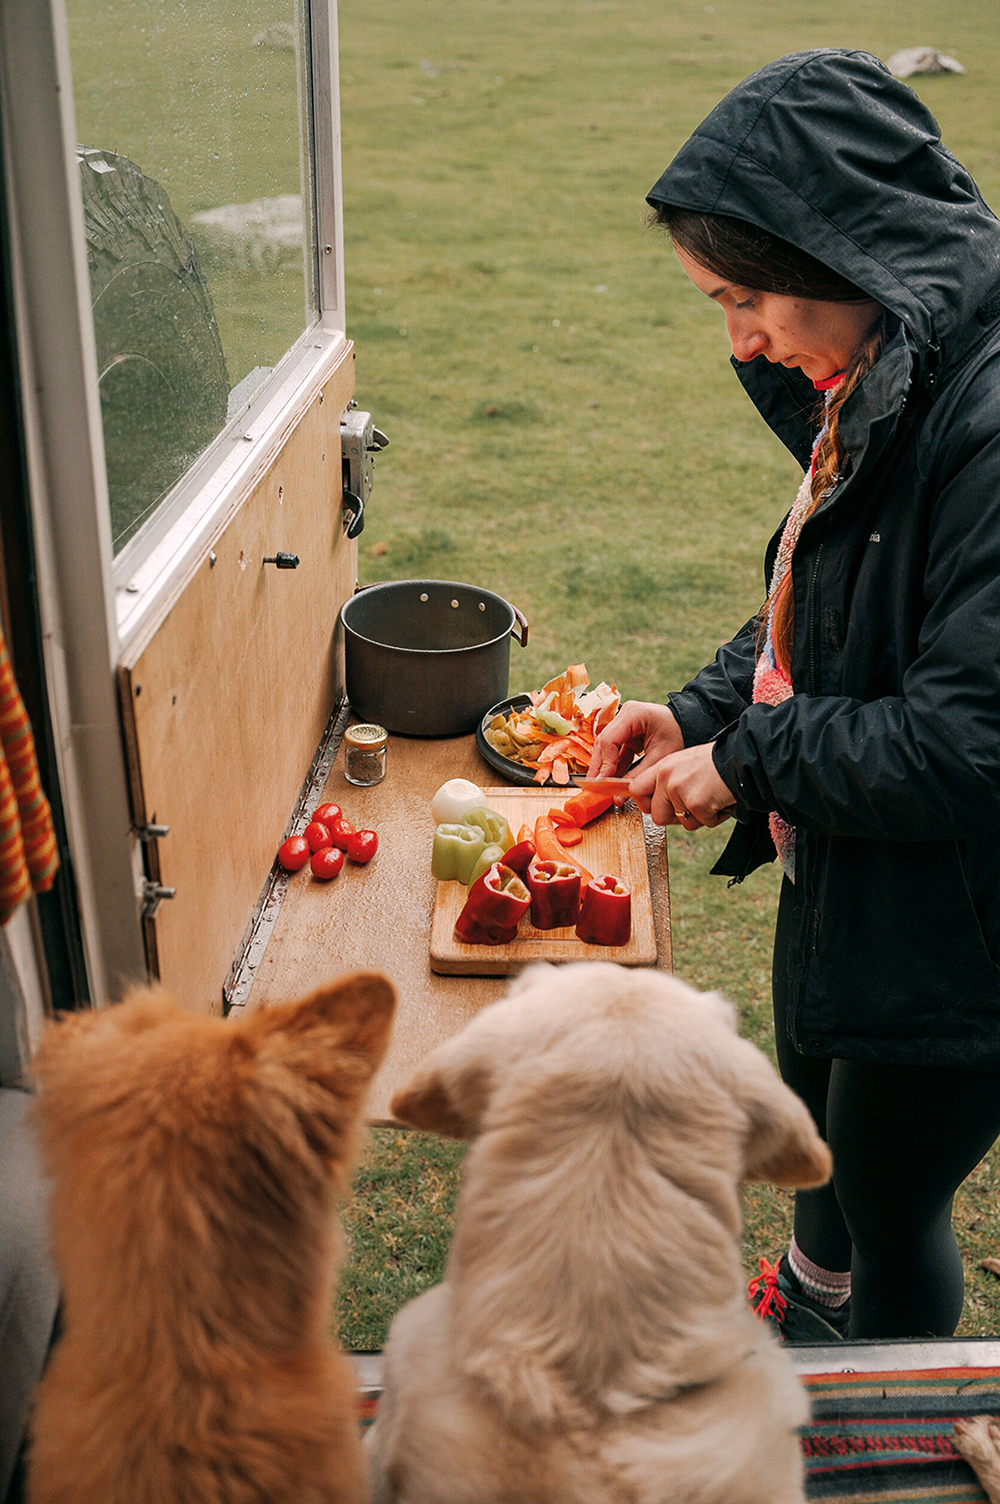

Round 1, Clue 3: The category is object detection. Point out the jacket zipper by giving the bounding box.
[807,538,825,697]
[789,538,826,1048]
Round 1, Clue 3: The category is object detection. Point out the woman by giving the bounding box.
[590,49,1000,1341]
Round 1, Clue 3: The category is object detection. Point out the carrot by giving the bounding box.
[482,663,621,783]
[534,815,592,885]
[547,809,585,844]
[562,788,614,827]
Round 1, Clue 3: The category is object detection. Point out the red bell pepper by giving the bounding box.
[575,874,631,947]
[526,859,581,930]
[454,862,531,946]
[534,815,593,886]
[501,836,536,876]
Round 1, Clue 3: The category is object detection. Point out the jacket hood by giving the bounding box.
[647,50,1000,360]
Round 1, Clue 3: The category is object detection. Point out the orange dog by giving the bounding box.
[27,973,394,1504]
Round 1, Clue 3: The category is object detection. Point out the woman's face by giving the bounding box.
[675,244,881,385]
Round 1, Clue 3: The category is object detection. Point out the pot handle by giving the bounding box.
[510,606,529,648]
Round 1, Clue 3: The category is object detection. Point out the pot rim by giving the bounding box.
[341,579,517,655]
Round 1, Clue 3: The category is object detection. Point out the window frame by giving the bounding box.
[0,0,348,1001]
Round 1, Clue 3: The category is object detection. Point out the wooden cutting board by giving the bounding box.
[429,787,657,974]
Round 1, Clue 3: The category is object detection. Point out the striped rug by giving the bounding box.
[802,1368,1000,1501]
[355,1365,1000,1500]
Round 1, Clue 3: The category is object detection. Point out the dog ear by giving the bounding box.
[249,971,395,1084]
[390,1037,492,1141]
[734,1042,832,1188]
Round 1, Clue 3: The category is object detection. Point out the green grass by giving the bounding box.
[65,0,1000,1346]
[334,0,1000,1348]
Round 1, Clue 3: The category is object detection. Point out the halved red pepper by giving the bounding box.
[575,874,631,947]
[534,815,593,886]
[526,859,581,930]
[501,836,536,877]
[454,862,531,946]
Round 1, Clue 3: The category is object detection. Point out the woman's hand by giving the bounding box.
[628,743,736,829]
[588,702,685,778]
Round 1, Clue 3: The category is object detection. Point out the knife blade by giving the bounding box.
[570,777,635,794]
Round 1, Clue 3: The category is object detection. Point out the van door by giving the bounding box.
[0,0,359,1010]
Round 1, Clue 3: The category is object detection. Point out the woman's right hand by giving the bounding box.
[587,701,685,778]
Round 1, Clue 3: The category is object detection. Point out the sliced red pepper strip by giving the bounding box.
[526,859,581,929]
[502,837,536,876]
[575,874,631,947]
[454,862,531,946]
[534,815,593,886]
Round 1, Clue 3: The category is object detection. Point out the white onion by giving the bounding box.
[431,778,486,826]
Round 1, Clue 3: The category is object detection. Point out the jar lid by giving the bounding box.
[344,722,388,749]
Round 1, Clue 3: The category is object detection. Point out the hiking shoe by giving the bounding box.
[748,1255,849,1343]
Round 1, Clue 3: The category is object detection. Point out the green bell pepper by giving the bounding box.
[432,822,485,883]
[462,807,514,853]
[467,842,508,887]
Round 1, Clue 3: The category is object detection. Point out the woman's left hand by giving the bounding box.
[627,743,737,829]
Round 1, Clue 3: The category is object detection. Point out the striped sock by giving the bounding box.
[788,1237,852,1311]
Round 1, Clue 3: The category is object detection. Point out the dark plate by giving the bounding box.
[475,694,560,786]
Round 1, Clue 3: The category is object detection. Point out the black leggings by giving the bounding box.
[772,879,1000,1340]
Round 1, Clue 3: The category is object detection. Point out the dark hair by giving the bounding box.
[650,204,888,673]
[649,205,873,303]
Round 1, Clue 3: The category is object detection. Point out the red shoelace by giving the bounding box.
[748,1255,788,1322]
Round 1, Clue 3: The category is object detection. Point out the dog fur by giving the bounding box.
[954,1416,1000,1501]
[367,962,831,1504]
[27,972,395,1504]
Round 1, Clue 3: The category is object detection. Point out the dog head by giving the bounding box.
[31,972,395,1337]
[392,962,829,1193]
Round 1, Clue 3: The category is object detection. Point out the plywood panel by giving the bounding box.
[242,732,671,1124]
[119,345,355,1011]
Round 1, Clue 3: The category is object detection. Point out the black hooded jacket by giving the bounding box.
[647,50,1000,1068]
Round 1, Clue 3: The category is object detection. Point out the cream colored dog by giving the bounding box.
[367,962,831,1504]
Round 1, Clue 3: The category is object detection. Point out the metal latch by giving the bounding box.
[142,880,176,918]
[341,408,388,538]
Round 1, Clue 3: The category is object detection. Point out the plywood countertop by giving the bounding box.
[244,729,671,1124]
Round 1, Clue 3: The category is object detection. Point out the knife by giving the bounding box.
[570,777,635,794]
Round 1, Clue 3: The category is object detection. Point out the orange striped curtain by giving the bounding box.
[0,623,58,923]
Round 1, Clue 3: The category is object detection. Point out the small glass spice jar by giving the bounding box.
[343,723,388,786]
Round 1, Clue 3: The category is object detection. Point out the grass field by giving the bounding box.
[334,0,1000,1347]
[66,0,1000,1346]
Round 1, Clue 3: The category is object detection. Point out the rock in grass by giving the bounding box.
[886,47,965,79]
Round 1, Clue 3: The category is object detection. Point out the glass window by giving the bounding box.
[66,0,316,552]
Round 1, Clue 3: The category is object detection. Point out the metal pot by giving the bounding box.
[342,580,529,737]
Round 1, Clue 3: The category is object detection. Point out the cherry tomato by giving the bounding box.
[277,835,310,872]
[313,802,343,830]
[328,817,355,850]
[311,846,345,880]
[346,829,378,864]
[304,820,334,852]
